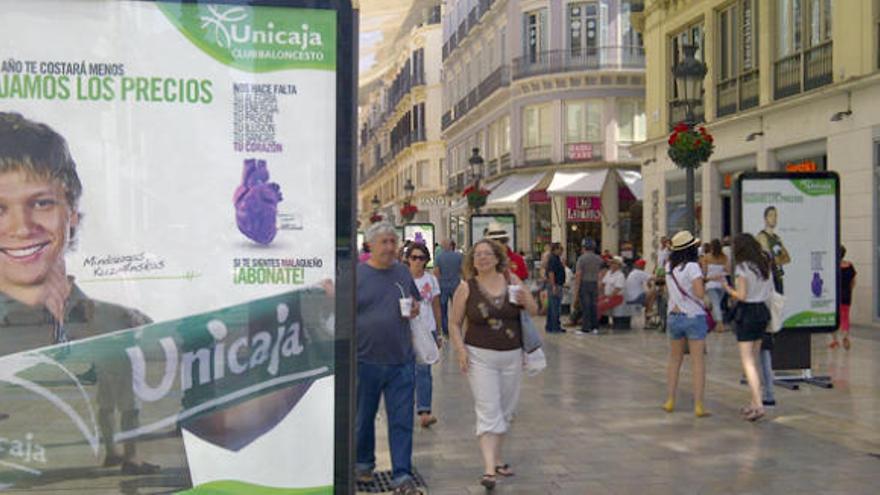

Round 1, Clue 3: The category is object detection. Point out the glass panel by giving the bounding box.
[565,102,586,143]
[778,0,792,57]
[586,100,604,142]
[618,100,634,141]
[720,9,730,79]
[524,106,539,146]
[539,105,553,146]
[810,0,821,46]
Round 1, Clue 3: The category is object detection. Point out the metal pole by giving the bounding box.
[685,165,695,233]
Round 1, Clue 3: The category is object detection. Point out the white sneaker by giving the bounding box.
[574,330,588,336]
[591,328,600,335]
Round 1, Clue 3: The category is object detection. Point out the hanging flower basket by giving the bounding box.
[400,202,418,223]
[668,123,714,169]
[369,213,384,224]
[462,184,490,209]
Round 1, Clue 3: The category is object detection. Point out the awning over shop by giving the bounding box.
[547,169,608,195]
[616,170,643,201]
[486,172,546,206]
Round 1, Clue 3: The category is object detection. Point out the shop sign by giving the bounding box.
[529,190,550,204]
[566,196,602,222]
[785,159,819,172]
[568,143,594,161]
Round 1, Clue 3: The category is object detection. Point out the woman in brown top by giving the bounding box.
[450,239,539,490]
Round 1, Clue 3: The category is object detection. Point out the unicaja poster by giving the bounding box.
[739,173,839,330]
[0,0,347,492]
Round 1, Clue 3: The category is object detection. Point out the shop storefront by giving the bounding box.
[717,155,757,238]
[529,190,552,257]
[564,196,603,265]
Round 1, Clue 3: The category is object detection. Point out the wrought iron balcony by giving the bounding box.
[441,110,453,131]
[716,69,759,118]
[523,145,551,165]
[512,46,645,80]
[774,41,833,100]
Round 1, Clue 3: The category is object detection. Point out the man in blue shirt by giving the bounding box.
[356,222,422,494]
[432,238,462,336]
[546,243,566,333]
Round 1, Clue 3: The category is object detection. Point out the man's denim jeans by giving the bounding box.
[415,363,432,414]
[356,361,415,486]
[546,290,563,332]
[439,288,453,336]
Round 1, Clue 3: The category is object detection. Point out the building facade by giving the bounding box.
[441,0,647,266]
[357,6,447,236]
[633,0,880,327]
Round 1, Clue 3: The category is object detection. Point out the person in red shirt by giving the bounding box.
[484,223,529,281]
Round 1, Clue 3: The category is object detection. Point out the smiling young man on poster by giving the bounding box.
[0,112,158,475]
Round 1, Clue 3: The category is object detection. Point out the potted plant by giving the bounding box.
[667,123,714,168]
[399,202,418,223]
[462,184,490,210]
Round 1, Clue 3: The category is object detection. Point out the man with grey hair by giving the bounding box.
[356,222,423,494]
[433,238,461,336]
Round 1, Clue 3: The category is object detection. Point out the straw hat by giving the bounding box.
[484,222,510,241]
[610,256,624,265]
[670,230,700,251]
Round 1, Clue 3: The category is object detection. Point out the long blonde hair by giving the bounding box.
[462,239,509,279]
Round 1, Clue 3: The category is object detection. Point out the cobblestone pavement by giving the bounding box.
[365,320,880,494]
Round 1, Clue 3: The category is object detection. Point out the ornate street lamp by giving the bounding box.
[669,44,710,233]
[400,178,417,223]
[369,194,383,224]
[465,148,488,214]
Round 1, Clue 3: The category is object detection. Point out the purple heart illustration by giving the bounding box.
[233,159,283,245]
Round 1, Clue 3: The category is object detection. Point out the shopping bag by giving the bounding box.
[765,291,785,334]
[411,316,440,365]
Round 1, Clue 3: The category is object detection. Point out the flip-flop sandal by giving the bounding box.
[495,464,515,477]
[480,473,496,489]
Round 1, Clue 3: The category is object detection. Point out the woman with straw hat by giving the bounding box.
[663,231,711,418]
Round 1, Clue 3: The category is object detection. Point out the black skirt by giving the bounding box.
[734,302,770,342]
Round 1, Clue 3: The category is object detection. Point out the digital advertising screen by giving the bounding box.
[737,172,839,332]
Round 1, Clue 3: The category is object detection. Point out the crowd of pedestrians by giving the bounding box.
[355,219,856,492]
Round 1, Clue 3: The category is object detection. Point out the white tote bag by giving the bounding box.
[765,291,785,334]
[410,315,440,365]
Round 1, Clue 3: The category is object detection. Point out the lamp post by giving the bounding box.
[401,178,416,224]
[468,147,484,213]
[671,43,708,233]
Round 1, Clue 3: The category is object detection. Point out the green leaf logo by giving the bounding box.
[157,4,336,73]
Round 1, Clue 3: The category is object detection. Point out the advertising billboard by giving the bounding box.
[469,214,516,249]
[737,172,839,332]
[0,0,355,492]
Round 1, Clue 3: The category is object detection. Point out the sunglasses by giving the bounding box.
[409,255,427,261]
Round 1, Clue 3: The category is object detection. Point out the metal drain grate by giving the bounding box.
[356,468,427,493]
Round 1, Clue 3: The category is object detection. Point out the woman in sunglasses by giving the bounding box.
[405,242,442,428]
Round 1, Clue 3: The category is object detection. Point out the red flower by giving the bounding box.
[674,122,689,132]
[694,139,703,148]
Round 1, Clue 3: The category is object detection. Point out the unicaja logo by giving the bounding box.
[199,5,323,51]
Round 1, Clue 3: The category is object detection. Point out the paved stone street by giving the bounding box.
[366,320,880,494]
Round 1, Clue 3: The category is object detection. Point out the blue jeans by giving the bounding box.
[439,288,454,336]
[706,288,724,323]
[546,289,562,332]
[667,313,709,340]
[415,363,432,414]
[356,361,415,486]
[759,349,776,402]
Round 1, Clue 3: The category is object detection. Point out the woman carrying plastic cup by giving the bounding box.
[449,239,538,490]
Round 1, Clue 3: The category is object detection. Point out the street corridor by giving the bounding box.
[369,321,880,494]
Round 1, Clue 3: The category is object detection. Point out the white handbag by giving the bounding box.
[410,313,440,365]
[765,290,785,333]
[524,348,547,376]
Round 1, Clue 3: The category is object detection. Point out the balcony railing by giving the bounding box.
[668,99,705,130]
[441,110,453,131]
[444,66,510,128]
[486,158,499,177]
[457,21,467,43]
[523,145,551,165]
[513,46,645,80]
[499,153,511,172]
[468,7,478,30]
[716,69,759,118]
[774,41,833,100]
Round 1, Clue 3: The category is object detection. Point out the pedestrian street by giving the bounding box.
[365,320,880,494]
